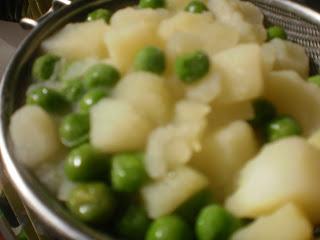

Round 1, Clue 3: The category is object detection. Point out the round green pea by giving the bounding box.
[185,1,208,13]
[134,46,166,74]
[26,86,69,113]
[266,115,302,142]
[146,215,192,240]
[267,26,287,40]
[67,183,115,224]
[139,0,165,9]
[79,88,108,112]
[111,152,148,193]
[59,113,89,148]
[175,51,209,84]
[250,98,277,128]
[196,204,239,240]
[308,74,320,87]
[62,79,85,102]
[32,54,60,81]
[65,144,107,182]
[116,205,151,240]
[83,63,120,89]
[87,9,112,23]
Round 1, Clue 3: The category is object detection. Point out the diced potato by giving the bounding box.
[10,106,60,168]
[42,20,108,60]
[90,99,153,152]
[174,100,211,124]
[191,120,258,201]
[105,23,163,72]
[265,71,320,135]
[261,42,276,78]
[308,128,320,150]
[231,203,312,240]
[113,72,173,125]
[208,101,254,129]
[141,166,208,218]
[166,0,207,11]
[263,39,309,78]
[212,44,263,103]
[226,137,320,224]
[110,7,169,27]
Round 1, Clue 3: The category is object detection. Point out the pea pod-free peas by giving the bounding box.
[79,88,108,112]
[67,183,115,224]
[139,0,165,9]
[87,9,112,23]
[267,26,287,40]
[308,74,320,87]
[250,98,277,128]
[32,54,60,81]
[185,1,208,13]
[62,79,85,102]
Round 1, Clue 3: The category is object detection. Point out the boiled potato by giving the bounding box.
[105,23,163,72]
[191,120,258,201]
[212,44,264,103]
[308,128,320,150]
[90,99,153,152]
[226,137,320,224]
[166,0,207,11]
[174,100,211,124]
[113,72,173,125]
[141,166,208,218]
[110,7,169,28]
[263,39,309,78]
[231,203,312,240]
[42,20,108,60]
[10,106,60,168]
[261,42,276,78]
[265,70,320,135]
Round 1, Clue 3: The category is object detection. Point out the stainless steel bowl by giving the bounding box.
[1,0,320,239]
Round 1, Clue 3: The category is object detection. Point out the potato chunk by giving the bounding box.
[212,44,263,103]
[113,72,173,125]
[226,137,320,224]
[10,106,60,168]
[191,120,258,201]
[166,0,207,11]
[141,166,208,218]
[42,20,108,60]
[231,203,312,240]
[90,99,153,152]
[265,71,320,135]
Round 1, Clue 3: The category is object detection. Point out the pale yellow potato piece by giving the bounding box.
[42,20,108,60]
[10,106,60,168]
[60,58,99,82]
[141,166,208,218]
[265,70,320,136]
[166,0,207,11]
[191,120,258,201]
[105,23,163,72]
[90,99,153,153]
[308,128,320,150]
[113,72,173,125]
[110,7,169,27]
[231,203,312,240]
[226,137,320,224]
[212,44,263,103]
[263,39,309,78]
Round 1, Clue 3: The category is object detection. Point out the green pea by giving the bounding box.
[116,205,151,240]
[185,1,208,13]
[176,189,212,224]
[27,86,69,113]
[267,26,287,40]
[134,46,166,74]
[308,74,320,87]
[175,50,209,84]
[67,182,115,224]
[250,98,277,128]
[139,0,165,9]
[146,215,192,240]
[59,113,89,148]
[32,54,60,81]
[62,79,85,102]
[83,63,120,89]
[65,144,108,182]
[87,9,112,23]
[111,152,148,193]
[79,88,108,112]
[196,204,240,240]
[265,115,302,142]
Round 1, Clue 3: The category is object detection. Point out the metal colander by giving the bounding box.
[2,1,320,240]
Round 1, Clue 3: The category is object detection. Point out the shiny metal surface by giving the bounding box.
[0,0,320,239]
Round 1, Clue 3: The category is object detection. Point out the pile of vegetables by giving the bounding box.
[9,0,320,239]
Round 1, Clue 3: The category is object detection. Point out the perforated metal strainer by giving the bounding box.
[1,0,320,240]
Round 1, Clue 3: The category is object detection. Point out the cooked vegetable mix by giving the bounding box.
[9,0,320,239]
